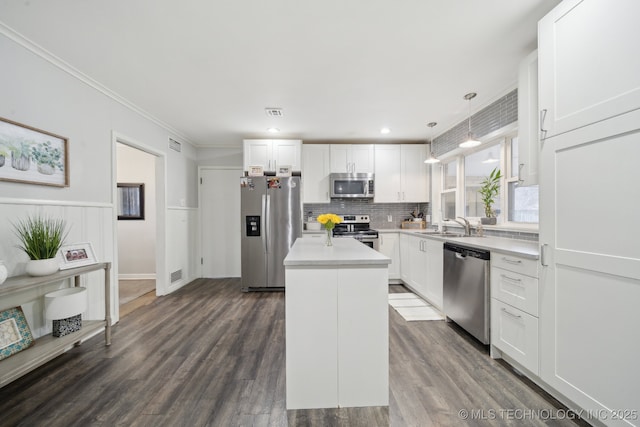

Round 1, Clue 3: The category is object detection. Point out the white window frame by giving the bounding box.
[432,125,539,230]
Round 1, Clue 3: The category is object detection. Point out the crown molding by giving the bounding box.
[0,21,198,149]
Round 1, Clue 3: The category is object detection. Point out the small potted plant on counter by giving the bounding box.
[13,215,68,276]
[479,167,502,225]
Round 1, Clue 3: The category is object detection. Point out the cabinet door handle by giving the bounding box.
[540,243,549,267]
[501,308,522,319]
[402,192,405,201]
[518,163,524,184]
[397,192,401,201]
[501,274,523,285]
[380,235,384,245]
[501,257,522,265]
[540,109,548,140]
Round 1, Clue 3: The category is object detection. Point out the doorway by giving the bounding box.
[113,134,166,319]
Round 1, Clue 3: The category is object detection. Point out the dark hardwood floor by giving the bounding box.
[0,279,588,426]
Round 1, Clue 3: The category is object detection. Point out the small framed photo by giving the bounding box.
[0,307,35,361]
[276,165,292,177]
[58,242,98,270]
[248,165,264,177]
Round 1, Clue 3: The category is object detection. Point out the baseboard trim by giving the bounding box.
[118,274,156,280]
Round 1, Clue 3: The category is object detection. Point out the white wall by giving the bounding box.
[0,26,199,328]
[196,146,243,168]
[116,143,156,279]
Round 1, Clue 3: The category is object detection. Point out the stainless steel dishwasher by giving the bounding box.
[443,242,491,344]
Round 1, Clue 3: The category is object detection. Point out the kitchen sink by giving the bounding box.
[416,231,465,237]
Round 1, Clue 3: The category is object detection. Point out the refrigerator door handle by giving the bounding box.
[265,194,272,253]
[261,194,268,253]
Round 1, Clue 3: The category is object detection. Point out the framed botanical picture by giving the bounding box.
[58,242,98,270]
[117,183,145,220]
[0,117,69,187]
[0,307,35,361]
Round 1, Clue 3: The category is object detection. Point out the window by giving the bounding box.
[507,137,539,222]
[464,144,502,219]
[434,132,539,226]
[441,160,457,220]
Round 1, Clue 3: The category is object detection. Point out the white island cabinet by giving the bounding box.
[283,238,390,410]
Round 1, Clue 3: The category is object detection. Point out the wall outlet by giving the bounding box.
[387,215,392,222]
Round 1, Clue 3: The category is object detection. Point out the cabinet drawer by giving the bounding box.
[491,299,539,375]
[492,253,538,278]
[491,267,538,316]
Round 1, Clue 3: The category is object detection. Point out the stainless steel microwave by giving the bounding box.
[329,173,375,198]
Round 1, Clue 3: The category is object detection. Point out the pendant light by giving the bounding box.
[459,92,481,148]
[424,122,440,164]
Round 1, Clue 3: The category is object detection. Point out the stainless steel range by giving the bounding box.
[332,214,379,251]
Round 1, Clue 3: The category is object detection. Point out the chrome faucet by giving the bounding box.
[453,217,471,236]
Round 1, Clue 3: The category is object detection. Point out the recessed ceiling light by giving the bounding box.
[267,127,280,133]
[380,127,391,135]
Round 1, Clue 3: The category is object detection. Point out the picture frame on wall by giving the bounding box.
[0,117,69,187]
[58,242,98,270]
[117,183,145,220]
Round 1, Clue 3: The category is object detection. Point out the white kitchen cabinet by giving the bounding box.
[490,252,539,375]
[538,0,640,140]
[424,240,443,310]
[330,144,374,174]
[378,232,400,281]
[374,145,429,203]
[538,0,640,419]
[491,299,539,374]
[517,49,539,186]
[243,139,302,172]
[399,234,411,285]
[301,144,330,203]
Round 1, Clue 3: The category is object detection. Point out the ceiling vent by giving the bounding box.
[265,108,284,117]
[168,137,182,152]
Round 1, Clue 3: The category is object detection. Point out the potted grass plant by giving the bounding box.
[479,167,502,225]
[13,215,68,276]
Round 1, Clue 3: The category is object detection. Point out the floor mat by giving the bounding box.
[389,293,444,321]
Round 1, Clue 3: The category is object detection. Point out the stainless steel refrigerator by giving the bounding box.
[240,176,302,291]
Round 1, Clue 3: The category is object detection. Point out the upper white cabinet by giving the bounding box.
[330,144,374,174]
[243,139,302,172]
[301,144,331,203]
[517,50,539,186]
[538,0,640,140]
[374,145,429,203]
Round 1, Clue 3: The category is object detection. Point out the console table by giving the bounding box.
[0,262,111,388]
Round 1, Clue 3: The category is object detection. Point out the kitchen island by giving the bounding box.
[283,237,391,410]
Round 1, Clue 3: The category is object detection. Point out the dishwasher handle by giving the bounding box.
[455,252,467,260]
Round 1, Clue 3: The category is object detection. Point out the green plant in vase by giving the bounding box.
[32,141,63,175]
[13,215,68,276]
[478,167,502,225]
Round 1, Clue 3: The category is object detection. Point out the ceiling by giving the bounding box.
[0,0,560,147]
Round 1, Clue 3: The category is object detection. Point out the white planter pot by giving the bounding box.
[0,260,7,284]
[44,287,87,320]
[26,258,59,276]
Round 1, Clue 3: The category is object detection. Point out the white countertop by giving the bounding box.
[284,237,391,267]
[378,229,539,259]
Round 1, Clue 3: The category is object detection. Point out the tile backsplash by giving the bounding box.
[304,200,429,229]
[304,200,538,241]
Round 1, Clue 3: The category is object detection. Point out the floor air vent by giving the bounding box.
[170,269,183,283]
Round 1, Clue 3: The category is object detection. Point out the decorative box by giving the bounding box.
[52,314,82,337]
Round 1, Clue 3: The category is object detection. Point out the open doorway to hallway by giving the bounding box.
[116,142,158,316]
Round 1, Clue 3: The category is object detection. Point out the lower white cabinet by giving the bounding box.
[491,299,539,373]
[490,252,539,375]
[378,233,400,280]
[399,233,443,310]
[424,240,443,310]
